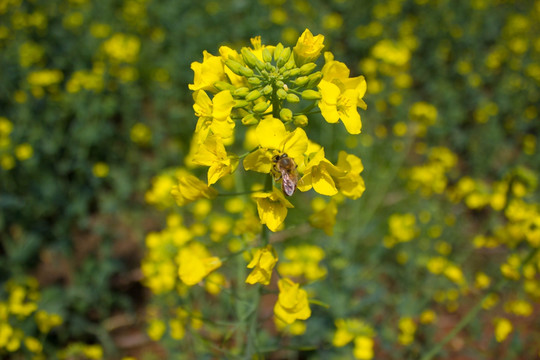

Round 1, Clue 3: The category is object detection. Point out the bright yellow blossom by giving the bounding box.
[170,171,218,206]
[253,188,294,232]
[246,245,278,285]
[335,151,366,199]
[189,50,228,92]
[298,147,342,196]
[193,134,238,185]
[293,28,325,65]
[273,278,311,325]
[318,80,362,134]
[243,117,308,174]
[321,52,368,108]
[177,242,222,286]
[193,90,236,142]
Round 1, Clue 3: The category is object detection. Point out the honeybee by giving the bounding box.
[272,153,299,196]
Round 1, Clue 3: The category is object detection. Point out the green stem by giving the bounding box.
[244,174,274,358]
[420,246,540,360]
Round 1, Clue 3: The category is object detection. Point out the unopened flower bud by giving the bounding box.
[284,59,295,70]
[301,89,321,100]
[286,94,300,103]
[307,71,323,88]
[234,100,250,108]
[299,62,317,75]
[234,87,250,97]
[245,89,263,101]
[252,101,271,113]
[262,85,273,95]
[225,59,244,75]
[274,43,284,61]
[262,48,273,63]
[276,47,292,67]
[242,113,259,125]
[214,81,235,91]
[294,76,309,87]
[294,114,308,127]
[280,108,293,122]
[239,66,254,77]
[288,68,300,77]
[241,48,264,70]
[247,77,261,85]
[276,88,288,99]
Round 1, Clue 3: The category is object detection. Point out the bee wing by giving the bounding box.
[281,172,297,196]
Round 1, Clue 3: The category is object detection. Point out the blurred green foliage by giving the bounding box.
[1,0,539,359]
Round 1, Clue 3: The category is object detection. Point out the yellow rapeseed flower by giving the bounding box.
[170,170,218,206]
[14,143,33,160]
[293,28,325,66]
[192,134,238,185]
[189,50,228,92]
[246,245,278,285]
[177,242,222,286]
[273,278,311,325]
[92,162,109,178]
[102,33,140,63]
[494,317,512,342]
[252,188,294,232]
[353,336,374,360]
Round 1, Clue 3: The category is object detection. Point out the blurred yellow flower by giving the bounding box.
[246,245,278,285]
[27,69,63,87]
[102,33,140,63]
[1,155,15,170]
[279,244,327,281]
[398,317,416,345]
[309,198,337,235]
[147,319,166,341]
[92,162,109,178]
[273,278,311,325]
[170,171,218,206]
[353,336,374,360]
[130,123,152,145]
[14,143,33,161]
[493,317,512,342]
[177,242,222,286]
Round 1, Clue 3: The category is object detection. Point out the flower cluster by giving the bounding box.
[182,29,368,332]
[140,29,371,356]
[185,29,367,232]
[0,277,62,358]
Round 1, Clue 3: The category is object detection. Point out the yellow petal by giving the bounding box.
[282,128,308,164]
[192,90,212,117]
[212,90,235,121]
[312,164,338,196]
[243,148,273,173]
[256,117,287,149]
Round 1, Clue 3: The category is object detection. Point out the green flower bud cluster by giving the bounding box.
[224,43,322,126]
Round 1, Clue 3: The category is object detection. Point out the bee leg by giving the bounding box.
[272,166,282,181]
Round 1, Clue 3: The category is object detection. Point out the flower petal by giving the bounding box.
[256,117,287,149]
